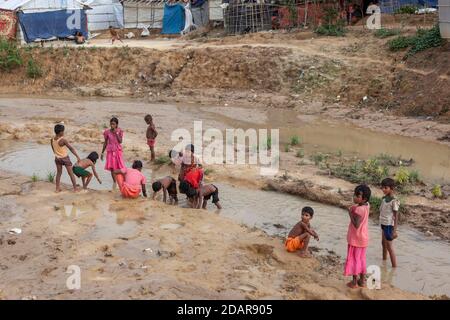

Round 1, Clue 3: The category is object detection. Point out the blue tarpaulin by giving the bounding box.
[18,10,88,43]
[162,3,185,35]
[380,0,438,14]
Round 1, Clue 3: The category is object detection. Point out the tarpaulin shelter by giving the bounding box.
[0,0,88,42]
[81,0,124,30]
[161,2,185,34]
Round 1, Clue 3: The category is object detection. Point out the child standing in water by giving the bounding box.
[73,152,102,189]
[345,184,371,289]
[101,117,125,190]
[145,114,158,162]
[380,178,400,267]
[285,206,319,257]
[50,124,81,193]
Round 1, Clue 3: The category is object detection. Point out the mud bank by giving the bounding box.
[1,28,449,122]
[0,171,424,300]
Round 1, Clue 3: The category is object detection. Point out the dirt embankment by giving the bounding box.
[1,29,449,122]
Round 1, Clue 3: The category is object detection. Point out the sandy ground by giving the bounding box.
[0,96,433,299]
[0,170,423,300]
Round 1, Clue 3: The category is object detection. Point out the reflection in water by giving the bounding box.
[213,183,450,296]
[194,107,450,184]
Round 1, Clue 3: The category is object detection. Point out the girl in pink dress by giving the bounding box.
[101,117,126,189]
[344,184,371,289]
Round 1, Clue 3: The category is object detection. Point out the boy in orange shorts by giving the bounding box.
[285,206,319,257]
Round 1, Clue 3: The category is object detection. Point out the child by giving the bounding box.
[145,114,158,162]
[109,26,123,44]
[73,152,102,189]
[112,160,147,199]
[74,31,85,45]
[285,206,319,257]
[380,178,400,268]
[50,124,81,193]
[345,184,371,289]
[181,183,222,210]
[152,176,178,205]
[199,184,222,210]
[101,117,125,190]
[179,143,201,181]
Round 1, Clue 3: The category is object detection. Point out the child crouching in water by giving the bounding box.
[285,206,319,257]
[345,184,371,289]
[180,181,222,209]
[73,152,102,189]
[152,176,178,205]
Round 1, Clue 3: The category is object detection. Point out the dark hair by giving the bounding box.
[186,186,198,198]
[132,160,143,169]
[54,124,65,135]
[354,184,371,202]
[179,181,189,194]
[168,149,181,159]
[302,206,314,217]
[185,144,194,153]
[152,181,162,192]
[381,178,396,189]
[144,114,153,122]
[87,152,99,164]
[110,117,119,125]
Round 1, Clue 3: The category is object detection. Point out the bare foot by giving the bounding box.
[357,279,366,288]
[73,187,81,192]
[346,281,359,289]
[55,188,62,193]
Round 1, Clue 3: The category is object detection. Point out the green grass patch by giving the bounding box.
[290,135,300,146]
[374,28,401,39]
[388,25,444,56]
[46,172,55,183]
[0,38,23,71]
[154,155,171,165]
[31,173,40,182]
[26,58,43,79]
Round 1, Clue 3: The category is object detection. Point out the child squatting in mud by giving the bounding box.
[285,206,319,257]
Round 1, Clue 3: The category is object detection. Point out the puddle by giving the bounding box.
[0,143,152,191]
[211,183,450,297]
[0,143,449,296]
[193,107,450,185]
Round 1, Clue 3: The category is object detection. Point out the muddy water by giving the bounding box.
[212,184,450,297]
[194,107,450,185]
[0,144,449,296]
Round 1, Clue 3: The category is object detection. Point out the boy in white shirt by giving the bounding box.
[380,178,400,267]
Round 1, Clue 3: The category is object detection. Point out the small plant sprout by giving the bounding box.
[290,135,300,146]
[31,173,40,182]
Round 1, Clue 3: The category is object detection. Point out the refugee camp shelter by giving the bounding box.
[379,0,438,13]
[81,0,124,30]
[0,0,89,42]
[161,1,185,34]
[123,0,165,29]
[123,0,218,30]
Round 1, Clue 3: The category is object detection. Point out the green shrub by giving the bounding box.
[311,152,328,165]
[154,155,171,165]
[290,135,300,146]
[204,168,214,176]
[284,144,290,152]
[26,58,43,79]
[330,158,389,185]
[374,28,401,38]
[47,172,55,183]
[395,5,418,15]
[431,185,443,198]
[369,196,382,216]
[388,25,444,56]
[315,7,346,37]
[387,35,415,51]
[31,173,40,182]
[0,38,23,71]
[296,149,304,158]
